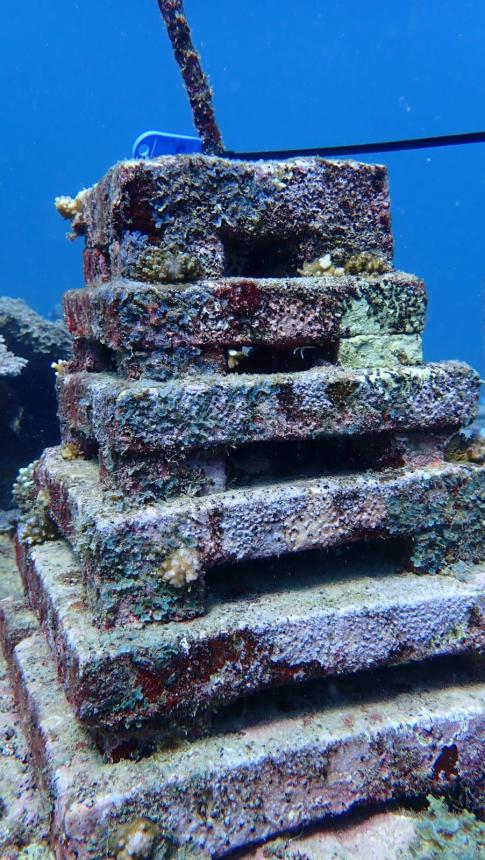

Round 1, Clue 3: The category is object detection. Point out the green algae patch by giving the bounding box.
[407,796,485,859]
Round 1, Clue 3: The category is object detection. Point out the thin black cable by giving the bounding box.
[224,129,485,161]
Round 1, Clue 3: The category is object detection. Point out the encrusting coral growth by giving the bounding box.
[446,431,485,466]
[300,251,392,278]
[344,250,392,275]
[407,796,485,859]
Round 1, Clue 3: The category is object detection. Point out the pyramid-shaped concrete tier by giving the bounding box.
[1,154,483,858]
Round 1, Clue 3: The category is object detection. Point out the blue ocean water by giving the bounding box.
[1,0,483,375]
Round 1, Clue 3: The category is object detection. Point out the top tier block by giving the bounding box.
[65,156,393,286]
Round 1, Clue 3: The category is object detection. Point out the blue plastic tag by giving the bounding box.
[133,131,203,159]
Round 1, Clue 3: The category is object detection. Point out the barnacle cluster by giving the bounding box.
[157,546,202,589]
[12,461,57,546]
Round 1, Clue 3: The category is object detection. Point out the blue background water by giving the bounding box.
[1,0,483,375]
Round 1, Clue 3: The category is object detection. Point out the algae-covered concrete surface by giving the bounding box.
[2,534,484,859]
[63,272,426,353]
[1,559,484,859]
[0,537,50,855]
[61,157,393,286]
[57,362,479,456]
[1,149,482,857]
[0,649,51,856]
[15,532,485,730]
[241,809,420,859]
[35,446,485,626]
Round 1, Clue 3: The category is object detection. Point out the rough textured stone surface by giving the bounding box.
[95,430,465,502]
[1,589,483,860]
[61,156,393,286]
[63,272,425,354]
[0,650,51,855]
[337,333,423,368]
[57,362,479,457]
[4,149,483,858]
[15,531,485,731]
[0,334,27,378]
[0,298,71,359]
[241,809,421,859]
[0,536,50,855]
[0,297,72,507]
[35,447,485,626]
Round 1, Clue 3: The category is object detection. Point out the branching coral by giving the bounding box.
[12,462,58,546]
[54,189,90,236]
[300,251,391,278]
[299,253,344,277]
[158,546,202,589]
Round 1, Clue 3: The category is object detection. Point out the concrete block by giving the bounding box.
[337,333,423,368]
[35,448,485,626]
[2,593,484,859]
[61,156,393,285]
[57,362,480,457]
[63,272,426,355]
[14,531,485,732]
[116,346,228,381]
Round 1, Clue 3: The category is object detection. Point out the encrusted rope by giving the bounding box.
[157,0,224,154]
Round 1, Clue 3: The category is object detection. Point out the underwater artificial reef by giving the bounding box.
[0,2,484,858]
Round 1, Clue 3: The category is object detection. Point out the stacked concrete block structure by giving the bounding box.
[0,154,484,858]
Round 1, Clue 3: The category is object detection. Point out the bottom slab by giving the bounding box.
[1,582,484,859]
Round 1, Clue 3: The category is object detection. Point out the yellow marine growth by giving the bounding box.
[12,462,57,546]
[158,546,202,589]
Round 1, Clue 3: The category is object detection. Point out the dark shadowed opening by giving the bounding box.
[222,235,301,278]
